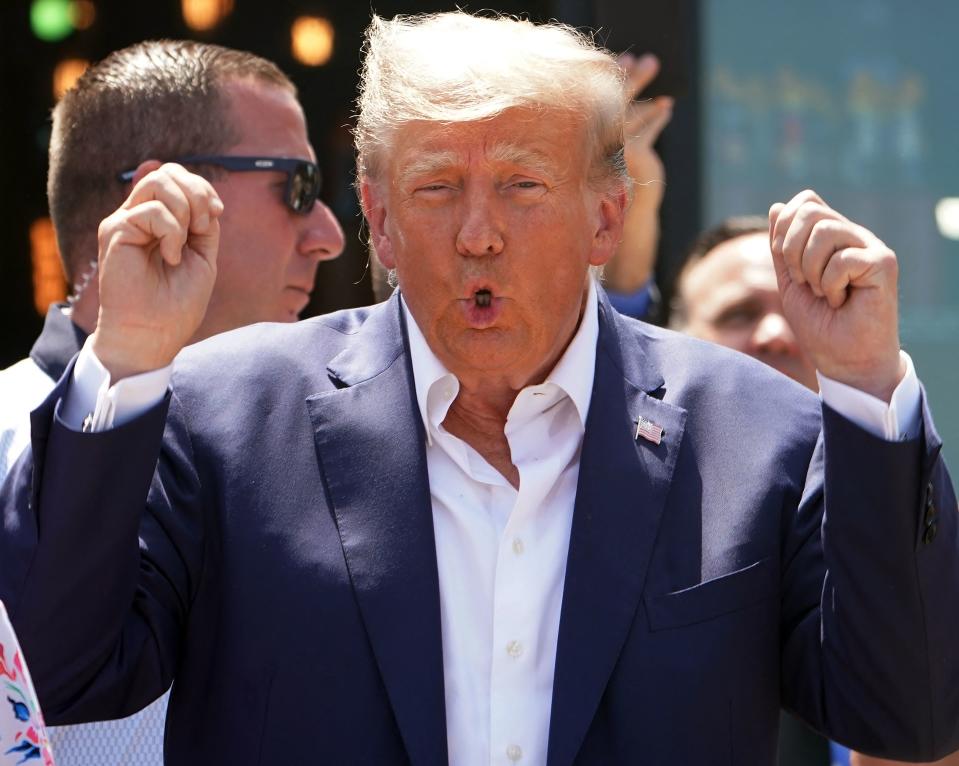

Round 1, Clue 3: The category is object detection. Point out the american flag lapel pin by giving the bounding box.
[635,416,664,446]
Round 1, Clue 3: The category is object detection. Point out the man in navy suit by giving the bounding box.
[2,11,958,765]
[0,40,344,766]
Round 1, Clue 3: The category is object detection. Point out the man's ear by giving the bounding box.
[588,185,629,267]
[360,179,395,269]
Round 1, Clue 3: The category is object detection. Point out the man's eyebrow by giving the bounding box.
[397,151,461,185]
[397,143,559,186]
[486,142,557,176]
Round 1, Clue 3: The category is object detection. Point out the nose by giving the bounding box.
[455,189,504,257]
[298,200,345,262]
[750,311,800,356]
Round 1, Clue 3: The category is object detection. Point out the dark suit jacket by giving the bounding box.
[2,291,957,765]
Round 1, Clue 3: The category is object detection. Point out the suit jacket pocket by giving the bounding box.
[645,557,775,631]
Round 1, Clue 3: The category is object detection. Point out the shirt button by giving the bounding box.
[512,537,525,555]
[506,640,524,658]
[506,744,523,762]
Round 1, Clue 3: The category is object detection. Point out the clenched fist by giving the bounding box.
[769,190,906,402]
[93,162,224,381]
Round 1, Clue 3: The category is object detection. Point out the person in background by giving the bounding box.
[0,39,344,765]
[602,52,672,320]
[671,215,818,391]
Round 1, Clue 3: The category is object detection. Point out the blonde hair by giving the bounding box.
[354,11,629,190]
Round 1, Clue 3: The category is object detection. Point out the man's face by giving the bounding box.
[195,78,345,340]
[362,108,625,388]
[679,232,818,390]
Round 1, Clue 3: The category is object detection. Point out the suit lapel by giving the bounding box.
[306,297,448,766]
[547,297,687,766]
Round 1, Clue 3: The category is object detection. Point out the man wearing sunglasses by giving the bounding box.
[0,39,343,765]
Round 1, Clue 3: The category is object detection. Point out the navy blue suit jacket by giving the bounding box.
[2,291,957,765]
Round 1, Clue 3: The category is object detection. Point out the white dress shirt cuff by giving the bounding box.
[817,350,921,441]
[61,338,173,432]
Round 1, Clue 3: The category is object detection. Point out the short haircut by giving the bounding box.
[48,40,296,283]
[354,11,629,193]
[670,215,769,328]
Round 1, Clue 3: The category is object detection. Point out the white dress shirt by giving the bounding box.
[405,282,599,766]
[0,310,168,766]
[0,357,56,481]
[62,279,922,765]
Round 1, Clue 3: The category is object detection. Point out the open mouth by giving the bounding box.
[461,286,502,328]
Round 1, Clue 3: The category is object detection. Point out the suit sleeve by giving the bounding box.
[0,363,204,724]
[780,390,959,761]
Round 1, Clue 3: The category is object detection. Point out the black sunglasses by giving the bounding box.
[117,156,321,215]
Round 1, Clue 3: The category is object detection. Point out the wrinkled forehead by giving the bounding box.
[684,233,779,300]
[702,233,774,279]
[385,109,588,182]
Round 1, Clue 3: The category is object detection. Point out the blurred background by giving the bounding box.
[1,0,956,461]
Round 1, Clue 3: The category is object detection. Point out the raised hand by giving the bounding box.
[621,53,673,192]
[92,162,224,381]
[604,53,673,294]
[769,190,905,401]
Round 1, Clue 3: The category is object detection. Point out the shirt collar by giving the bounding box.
[545,276,598,428]
[29,302,88,382]
[403,277,599,444]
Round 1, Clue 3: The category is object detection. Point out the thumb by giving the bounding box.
[767,203,790,290]
[188,217,220,272]
[768,202,785,240]
[768,202,786,260]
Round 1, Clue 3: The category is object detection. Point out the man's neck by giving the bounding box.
[67,293,98,335]
[443,383,520,488]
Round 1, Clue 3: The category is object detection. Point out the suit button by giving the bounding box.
[924,521,938,545]
[924,484,937,525]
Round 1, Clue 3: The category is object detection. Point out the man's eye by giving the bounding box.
[715,307,759,327]
[415,184,452,194]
